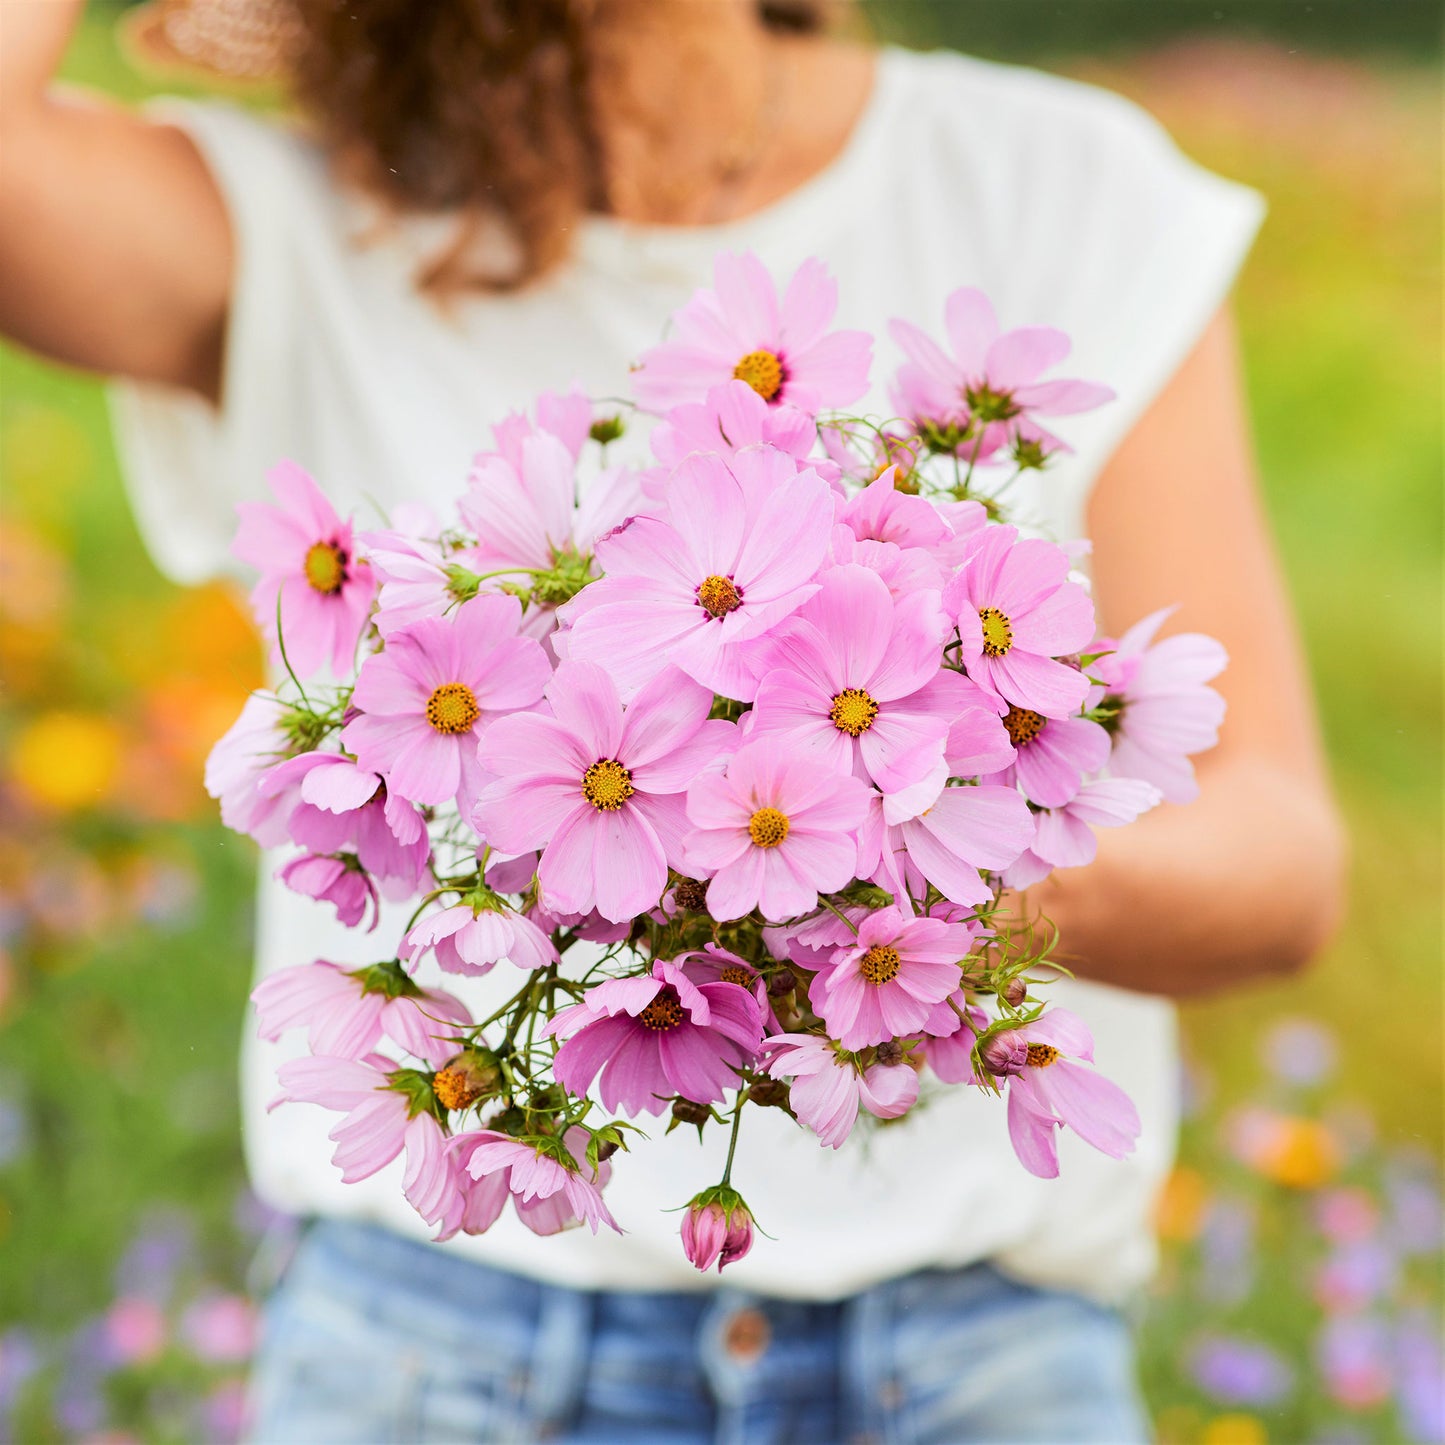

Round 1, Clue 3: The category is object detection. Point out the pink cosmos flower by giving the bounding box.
[448,1125,618,1236]
[680,1189,755,1273]
[763,1034,919,1148]
[546,957,765,1116]
[475,662,733,923]
[232,460,376,677]
[252,959,471,1066]
[401,899,558,977]
[747,564,955,805]
[204,693,296,846]
[836,470,954,552]
[917,995,990,1084]
[675,944,773,1026]
[633,251,871,414]
[489,385,594,471]
[561,449,835,699]
[272,1055,460,1231]
[983,709,1111,810]
[683,738,871,922]
[996,1009,1141,1179]
[362,529,487,641]
[1095,606,1228,804]
[809,905,974,1050]
[888,288,1113,464]
[341,593,550,810]
[257,752,430,894]
[826,525,947,602]
[275,853,379,930]
[1002,776,1162,890]
[945,525,1096,718]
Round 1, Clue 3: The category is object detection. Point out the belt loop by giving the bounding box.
[526,1278,594,1436]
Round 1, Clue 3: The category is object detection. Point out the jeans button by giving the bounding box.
[722,1307,771,1362]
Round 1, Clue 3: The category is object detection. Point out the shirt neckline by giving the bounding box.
[575,46,907,273]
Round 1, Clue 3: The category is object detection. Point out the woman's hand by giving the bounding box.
[1020,309,1347,998]
[0,0,231,397]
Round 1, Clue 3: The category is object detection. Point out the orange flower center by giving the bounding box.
[582,758,634,811]
[425,682,480,735]
[1026,1043,1060,1068]
[733,349,784,401]
[1003,706,1046,746]
[719,965,753,987]
[697,574,744,619]
[979,606,1014,658]
[638,990,685,1031]
[747,807,790,848]
[859,944,901,984]
[829,687,879,737]
[303,540,346,594]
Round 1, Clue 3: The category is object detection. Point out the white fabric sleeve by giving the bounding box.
[108,101,315,585]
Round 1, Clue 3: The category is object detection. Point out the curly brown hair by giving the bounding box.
[285,0,827,294]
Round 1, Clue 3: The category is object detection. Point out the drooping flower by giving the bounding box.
[1002,776,1162,890]
[252,958,471,1066]
[1095,606,1228,804]
[680,1185,755,1273]
[204,693,299,847]
[809,905,974,1050]
[997,1009,1141,1179]
[945,525,1096,718]
[448,1126,618,1237]
[561,449,835,699]
[917,994,990,1084]
[683,738,871,922]
[475,662,733,923]
[232,460,377,677]
[748,564,956,806]
[634,251,871,414]
[546,957,765,1116]
[341,593,550,810]
[275,853,379,930]
[888,287,1113,464]
[762,1034,919,1148]
[401,896,558,977]
[983,708,1111,809]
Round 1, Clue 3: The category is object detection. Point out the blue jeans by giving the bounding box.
[247,1220,1149,1444]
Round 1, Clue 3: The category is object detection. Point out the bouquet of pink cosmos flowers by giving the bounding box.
[211,253,1227,1267]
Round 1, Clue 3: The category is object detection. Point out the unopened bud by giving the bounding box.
[1001,978,1028,1009]
[672,878,709,912]
[979,1031,1029,1078]
[432,1050,502,1111]
[671,1098,712,1128]
[766,967,798,998]
[746,1078,790,1109]
[590,415,625,445]
[680,1187,754,1273]
[875,1039,905,1067]
[593,1138,620,1162]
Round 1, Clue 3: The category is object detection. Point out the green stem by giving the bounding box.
[720,1098,745,1188]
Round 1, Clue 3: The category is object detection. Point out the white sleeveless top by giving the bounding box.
[111,46,1263,1304]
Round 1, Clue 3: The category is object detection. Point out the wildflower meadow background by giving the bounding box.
[0,4,1439,1441]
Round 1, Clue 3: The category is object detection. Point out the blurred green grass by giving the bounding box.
[0,8,1439,1438]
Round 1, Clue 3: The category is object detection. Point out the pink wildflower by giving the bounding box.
[889,287,1113,464]
[945,525,1096,718]
[763,1034,919,1148]
[362,529,486,641]
[204,693,297,846]
[633,251,871,414]
[683,739,871,922]
[1003,776,1162,890]
[983,709,1111,809]
[342,594,550,810]
[400,897,558,977]
[1096,606,1228,804]
[275,853,378,930]
[448,1125,618,1236]
[997,1009,1141,1178]
[232,460,376,677]
[546,958,765,1117]
[475,662,732,923]
[810,905,974,1050]
[488,386,594,471]
[918,995,990,1084]
[836,469,954,552]
[562,449,834,699]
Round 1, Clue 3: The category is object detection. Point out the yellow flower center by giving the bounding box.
[433,1066,483,1111]
[859,944,901,985]
[719,965,753,987]
[697,574,744,619]
[303,540,346,595]
[829,687,879,738]
[1003,706,1046,747]
[733,349,784,401]
[638,991,685,1031]
[581,758,634,812]
[979,606,1014,658]
[747,807,790,848]
[1026,1043,1060,1068]
[425,682,480,735]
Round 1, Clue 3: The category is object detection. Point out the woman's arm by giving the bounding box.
[0,0,231,396]
[1020,309,1347,998]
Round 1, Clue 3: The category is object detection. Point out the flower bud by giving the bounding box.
[766,967,798,998]
[979,1030,1029,1078]
[671,878,709,912]
[680,1187,755,1273]
[671,1098,712,1129]
[874,1039,904,1067]
[746,1078,790,1109]
[1001,978,1028,1009]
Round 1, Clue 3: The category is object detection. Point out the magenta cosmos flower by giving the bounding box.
[233,460,376,677]
[362,529,486,641]
[1096,606,1228,804]
[889,287,1113,464]
[342,594,550,811]
[945,525,1096,719]
[633,251,871,414]
[681,1187,755,1273]
[448,1126,618,1237]
[683,738,871,922]
[763,1035,919,1149]
[401,898,558,977]
[1002,776,1161,891]
[649,380,818,476]
[562,449,835,700]
[748,563,957,805]
[546,957,765,1117]
[983,709,1111,810]
[996,1009,1141,1179]
[275,853,378,930]
[810,905,974,1050]
[252,959,470,1067]
[475,662,733,923]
